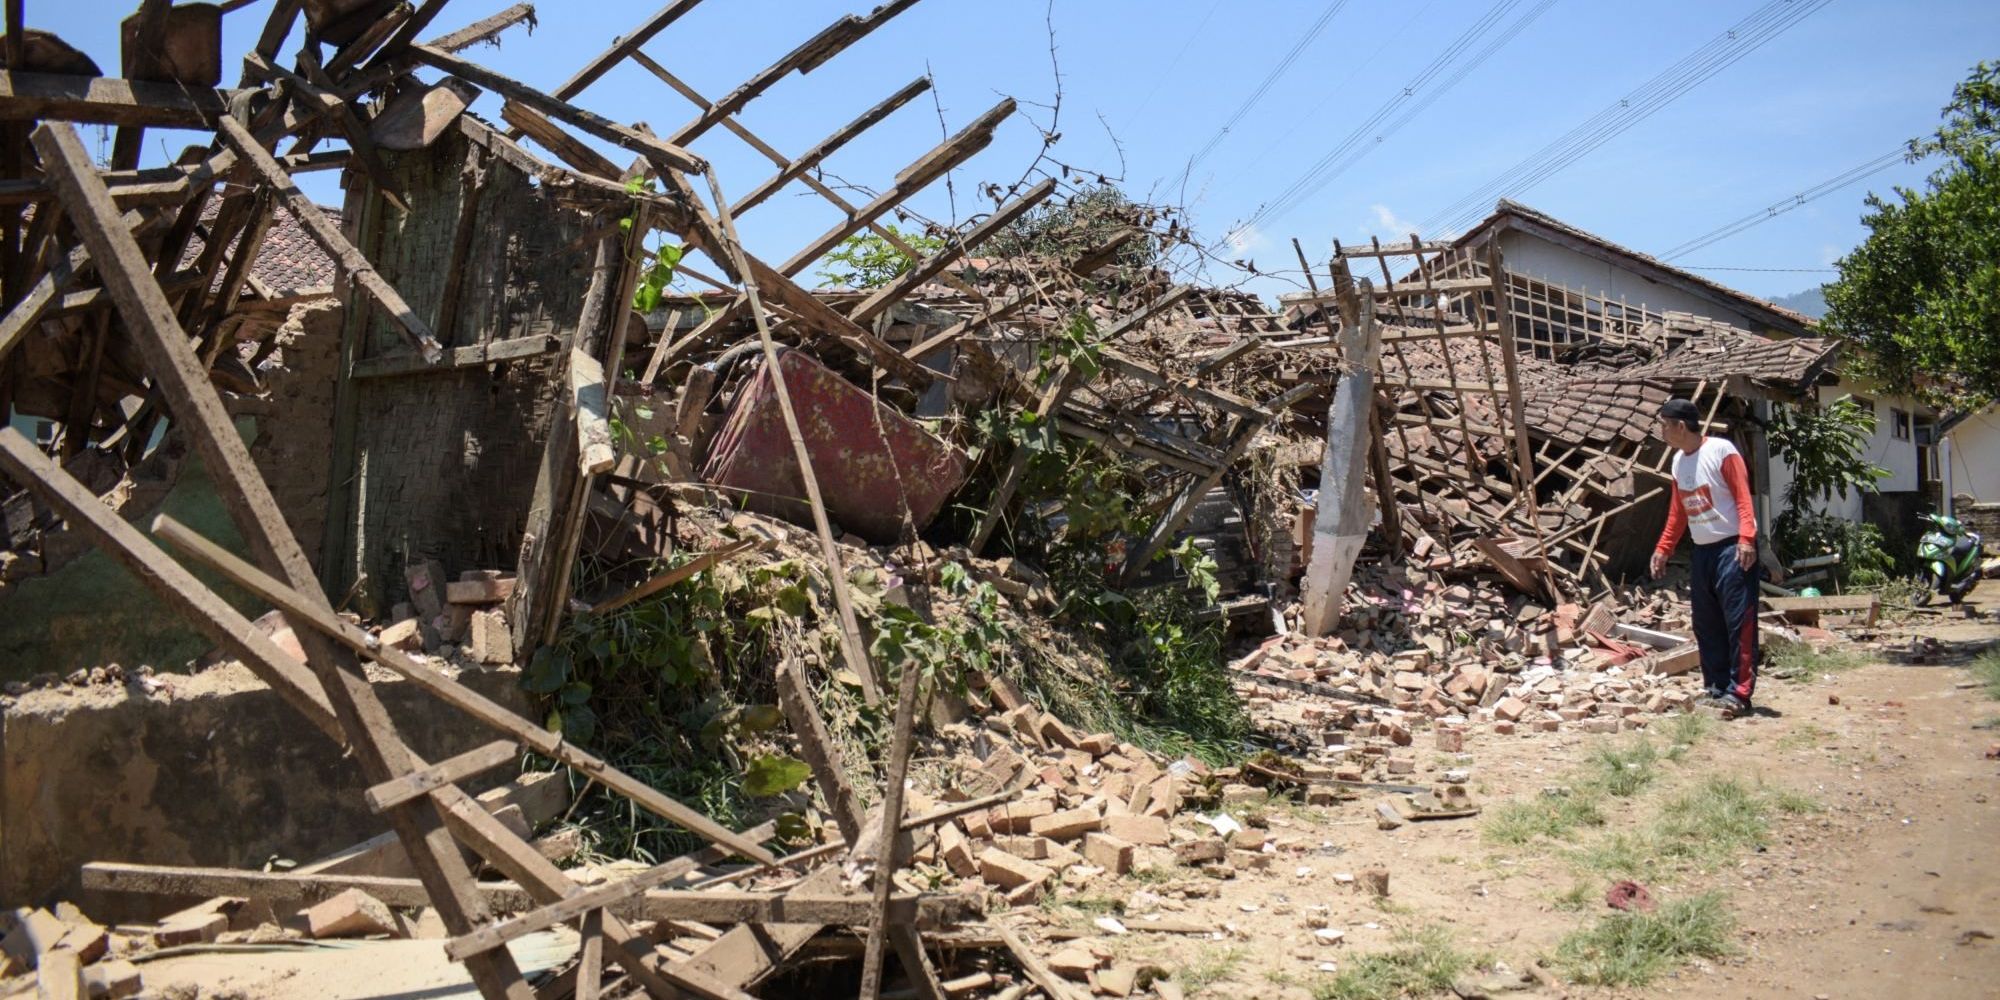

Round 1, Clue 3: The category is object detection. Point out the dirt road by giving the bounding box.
[1048,600,2000,999]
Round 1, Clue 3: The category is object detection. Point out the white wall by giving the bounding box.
[1765,376,1933,523]
[1496,232,1770,331]
[1946,409,2000,503]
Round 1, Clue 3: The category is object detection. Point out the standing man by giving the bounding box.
[1650,398,1760,716]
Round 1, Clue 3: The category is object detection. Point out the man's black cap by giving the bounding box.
[1661,398,1701,424]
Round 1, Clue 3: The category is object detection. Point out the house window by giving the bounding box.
[1892,408,1911,441]
[1850,395,1875,416]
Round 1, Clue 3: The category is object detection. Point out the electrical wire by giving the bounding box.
[1239,0,1559,235]
[1183,0,1356,174]
[1122,0,1228,131]
[1658,145,1912,260]
[1422,0,1834,236]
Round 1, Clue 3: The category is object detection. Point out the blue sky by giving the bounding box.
[35,0,2000,304]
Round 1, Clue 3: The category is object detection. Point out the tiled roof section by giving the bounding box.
[1381,334,1668,448]
[1523,378,1669,448]
[1620,317,1841,387]
[250,202,339,292]
[181,201,340,297]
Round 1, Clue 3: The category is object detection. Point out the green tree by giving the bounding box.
[815,224,943,288]
[1824,61,2000,406]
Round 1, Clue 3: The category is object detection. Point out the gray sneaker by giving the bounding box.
[1718,693,1751,717]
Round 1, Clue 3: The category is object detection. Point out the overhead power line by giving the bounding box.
[1658,145,1913,260]
[1237,0,1559,236]
[1123,0,1228,131]
[1422,0,1834,237]
[1183,0,1356,175]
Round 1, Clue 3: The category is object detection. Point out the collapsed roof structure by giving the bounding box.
[0,2,1860,998]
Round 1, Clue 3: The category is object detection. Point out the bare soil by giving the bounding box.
[1027,587,2000,999]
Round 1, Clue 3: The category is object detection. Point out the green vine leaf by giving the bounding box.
[742,754,812,797]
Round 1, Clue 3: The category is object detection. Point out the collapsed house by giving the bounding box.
[0,3,1909,999]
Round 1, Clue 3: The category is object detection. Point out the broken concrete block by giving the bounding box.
[55,921,107,965]
[1029,807,1102,842]
[1174,839,1226,865]
[82,958,142,999]
[467,609,512,665]
[989,798,1056,834]
[938,824,979,878]
[379,617,423,651]
[1,907,66,966]
[1003,881,1045,906]
[304,889,398,940]
[1494,696,1530,722]
[446,576,516,605]
[1082,833,1134,875]
[994,835,1050,861]
[977,848,1053,891]
[1358,866,1390,897]
[1039,713,1086,750]
[150,908,227,948]
[1077,732,1118,756]
[1101,813,1170,846]
[1435,727,1465,753]
[1096,964,1137,996]
[406,560,447,619]
[1047,946,1099,981]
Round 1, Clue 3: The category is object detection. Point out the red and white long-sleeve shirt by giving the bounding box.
[1656,436,1757,555]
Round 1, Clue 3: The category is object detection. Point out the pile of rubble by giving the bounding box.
[1234,566,1707,752]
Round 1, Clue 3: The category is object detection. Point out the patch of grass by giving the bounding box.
[1553,882,1597,912]
[1313,925,1477,1000]
[1553,892,1734,987]
[1588,740,1662,797]
[1175,946,1246,996]
[1570,831,1661,882]
[1770,787,1822,814]
[1969,648,2000,700]
[1127,865,1176,884]
[1652,777,1771,868]
[1973,715,2000,731]
[1484,789,1607,845]
[1765,637,1868,681]
[1657,711,1713,753]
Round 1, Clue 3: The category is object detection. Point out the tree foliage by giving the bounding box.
[1767,394,1890,514]
[815,224,943,289]
[1824,61,2000,406]
[984,184,1163,271]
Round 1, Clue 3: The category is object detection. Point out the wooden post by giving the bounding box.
[697,169,880,704]
[1300,279,1381,636]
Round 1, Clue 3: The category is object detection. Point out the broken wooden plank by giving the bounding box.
[349,335,565,380]
[774,660,866,843]
[213,115,444,363]
[35,120,539,1000]
[0,70,227,126]
[81,862,978,928]
[410,45,704,174]
[501,100,621,180]
[146,514,780,868]
[860,657,944,1000]
[846,177,1057,326]
[589,538,762,615]
[545,0,706,104]
[663,0,921,148]
[1763,594,1880,628]
[365,739,520,814]
[997,925,1087,1000]
[698,169,881,705]
[729,76,931,216]
[571,349,615,475]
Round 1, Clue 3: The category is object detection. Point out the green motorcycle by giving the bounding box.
[1915,513,1983,606]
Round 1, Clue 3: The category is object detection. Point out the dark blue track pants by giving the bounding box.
[1689,536,1759,701]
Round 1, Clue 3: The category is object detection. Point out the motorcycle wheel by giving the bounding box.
[1917,572,1939,607]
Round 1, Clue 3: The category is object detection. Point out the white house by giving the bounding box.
[1452,200,1946,537]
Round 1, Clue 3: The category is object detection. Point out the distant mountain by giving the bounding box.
[1770,286,1828,319]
